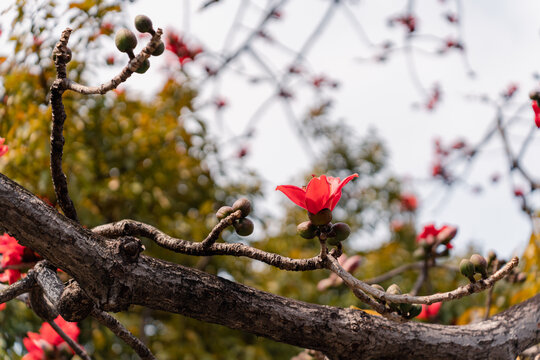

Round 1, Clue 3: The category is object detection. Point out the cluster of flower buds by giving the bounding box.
[216,198,254,237]
[413,224,457,260]
[114,15,165,74]
[388,14,417,33]
[371,283,422,319]
[459,253,487,282]
[297,216,351,246]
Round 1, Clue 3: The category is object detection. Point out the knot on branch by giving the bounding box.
[30,286,58,321]
[58,280,94,322]
[117,236,145,263]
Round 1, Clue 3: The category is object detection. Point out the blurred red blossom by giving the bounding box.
[417,302,442,321]
[417,224,457,249]
[400,193,418,212]
[0,137,8,157]
[532,101,540,128]
[22,315,81,360]
[165,31,203,66]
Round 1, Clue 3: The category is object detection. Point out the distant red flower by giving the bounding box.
[237,146,248,158]
[99,22,114,36]
[392,14,417,33]
[417,302,441,320]
[417,224,456,249]
[22,315,81,360]
[105,55,115,66]
[513,188,524,197]
[432,163,443,177]
[400,193,418,212]
[214,97,227,109]
[425,85,441,110]
[445,13,458,23]
[0,233,25,284]
[0,138,8,157]
[276,174,358,214]
[503,83,518,99]
[532,101,540,128]
[166,30,202,66]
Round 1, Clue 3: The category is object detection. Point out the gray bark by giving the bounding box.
[0,173,538,360]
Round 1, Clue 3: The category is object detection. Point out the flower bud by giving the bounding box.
[326,236,341,246]
[516,272,527,283]
[459,259,475,282]
[487,250,496,265]
[386,284,402,295]
[470,254,487,278]
[232,197,251,217]
[135,59,150,74]
[408,304,422,318]
[436,226,457,245]
[412,247,425,260]
[331,223,351,241]
[297,221,316,239]
[234,218,254,236]
[152,41,165,56]
[529,90,540,101]
[216,206,234,220]
[308,208,332,226]
[115,28,137,52]
[134,15,153,33]
[400,301,413,314]
[371,284,385,293]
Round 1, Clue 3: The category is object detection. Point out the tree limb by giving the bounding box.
[0,173,538,359]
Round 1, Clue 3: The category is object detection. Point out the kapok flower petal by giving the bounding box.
[327,174,358,210]
[533,101,540,128]
[305,175,331,214]
[275,185,307,210]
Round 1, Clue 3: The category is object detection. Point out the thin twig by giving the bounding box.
[91,308,157,360]
[327,253,518,305]
[48,319,91,360]
[93,219,337,271]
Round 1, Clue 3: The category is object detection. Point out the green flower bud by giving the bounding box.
[331,222,351,241]
[470,254,487,278]
[297,221,316,239]
[135,59,150,74]
[232,197,251,217]
[386,283,402,295]
[326,236,340,246]
[412,247,425,260]
[152,41,165,56]
[459,259,475,281]
[134,15,153,33]
[216,206,234,220]
[234,218,254,236]
[400,301,413,314]
[115,28,137,53]
[308,208,332,226]
[408,304,422,318]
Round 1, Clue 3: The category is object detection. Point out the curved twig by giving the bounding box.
[0,273,35,304]
[327,253,518,305]
[92,219,337,271]
[91,308,156,360]
[48,319,91,360]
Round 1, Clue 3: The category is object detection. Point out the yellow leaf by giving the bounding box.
[350,306,382,316]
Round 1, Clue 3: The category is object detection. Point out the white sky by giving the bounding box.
[8,0,540,258]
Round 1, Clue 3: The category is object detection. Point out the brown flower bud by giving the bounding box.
[308,208,332,226]
[232,197,251,217]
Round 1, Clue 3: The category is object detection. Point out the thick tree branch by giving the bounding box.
[0,174,538,359]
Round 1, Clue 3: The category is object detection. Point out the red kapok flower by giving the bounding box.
[276,174,358,214]
[22,315,81,360]
[417,302,441,320]
[400,193,418,212]
[417,224,456,249]
[532,101,540,128]
[0,138,8,157]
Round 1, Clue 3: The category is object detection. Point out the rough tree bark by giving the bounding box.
[0,173,538,360]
